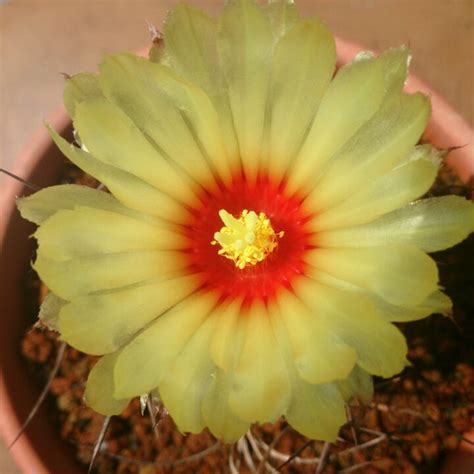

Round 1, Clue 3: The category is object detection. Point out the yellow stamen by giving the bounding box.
[212,209,284,269]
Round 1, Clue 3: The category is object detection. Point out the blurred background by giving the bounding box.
[0,0,473,472]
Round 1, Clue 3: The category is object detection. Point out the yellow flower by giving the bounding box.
[18,0,474,443]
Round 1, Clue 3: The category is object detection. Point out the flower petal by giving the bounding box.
[275,290,356,384]
[99,53,223,188]
[286,381,346,441]
[17,184,160,226]
[270,309,346,441]
[159,313,218,434]
[264,0,300,38]
[74,98,197,202]
[209,298,245,370]
[315,196,474,252]
[63,72,102,119]
[310,145,439,231]
[48,127,189,223]
[310,269,452,323]
[286,54,386,194]
[295,279,408,377]
[305,245,439,306]
[264,18,336,179]
[134,66,233,186]
[201,368,250,442]
[217,0,273,182]
[58,274,200,355]
[34,250,188,300]
[378,45,410,96]
[114,292,218,398]
[84,351,130,416]
[375,290,452,322]
[265,0,299,41]
[35,207,186,261]
[304,92,431,212]
[210,293,300,449]
[337,364,373,404]
[163,3,240,162]
[228,301,291,423]
[163,3,217,94]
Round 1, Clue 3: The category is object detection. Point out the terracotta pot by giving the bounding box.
[0,108,82,474]
[0,40,472,474]
[441,429,474,474]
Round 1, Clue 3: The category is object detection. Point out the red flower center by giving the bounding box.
[182,174,313,305]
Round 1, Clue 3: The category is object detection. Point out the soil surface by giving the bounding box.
[20,163,474,473]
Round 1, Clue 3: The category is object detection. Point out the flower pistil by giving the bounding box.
[212,209,284,269]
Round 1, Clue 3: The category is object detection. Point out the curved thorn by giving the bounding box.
[276,438,314,470]
[0,168,40,191]
[146,395,161,440]
[8,342,66,449]
[254,426,289,474]
[88,416,111,474]
[315,441,330,474]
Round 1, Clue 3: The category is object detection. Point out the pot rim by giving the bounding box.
[0,105,71,474]
[0,39,473,473]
